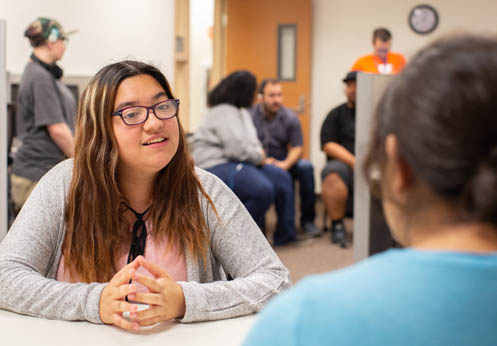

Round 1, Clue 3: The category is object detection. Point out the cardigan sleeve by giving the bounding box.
[0,160,106,323]
[178,169,291,322]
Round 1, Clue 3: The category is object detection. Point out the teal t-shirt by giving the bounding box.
[244,248,497,346]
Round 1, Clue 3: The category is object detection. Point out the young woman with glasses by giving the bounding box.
[0,61,290,331]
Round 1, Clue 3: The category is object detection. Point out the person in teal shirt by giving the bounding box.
[244,35,497,346]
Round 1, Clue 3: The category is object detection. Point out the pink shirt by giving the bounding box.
[56,220,187,289]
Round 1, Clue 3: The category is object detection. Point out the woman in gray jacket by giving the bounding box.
[0,61,290,331]
[191,71,297,246]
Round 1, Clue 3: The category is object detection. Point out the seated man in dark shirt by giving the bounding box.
[320,71,356,247]
[251,79,322,237]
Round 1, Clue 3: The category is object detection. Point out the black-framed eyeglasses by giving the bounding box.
[112,99,180,126]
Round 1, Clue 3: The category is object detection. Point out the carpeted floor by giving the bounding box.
[265,198,355,283]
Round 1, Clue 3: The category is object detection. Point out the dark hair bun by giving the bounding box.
[463,147,497,224]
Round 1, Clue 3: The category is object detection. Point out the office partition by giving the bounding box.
[353,72,394,262]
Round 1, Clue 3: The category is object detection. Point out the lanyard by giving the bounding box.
[125,204,152,264]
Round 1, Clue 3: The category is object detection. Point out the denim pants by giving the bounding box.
[207,162,296,245]
[289,159,316,225]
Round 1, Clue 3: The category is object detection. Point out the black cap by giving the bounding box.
[342,71,357,83]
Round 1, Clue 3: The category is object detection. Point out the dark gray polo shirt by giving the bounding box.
[13,61,76,181]
[250,104,303,161]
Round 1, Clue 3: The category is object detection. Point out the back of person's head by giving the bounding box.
[208,70,257,108]
[24,17,69,47]
[372,27,392,43]
[364,35,497,227]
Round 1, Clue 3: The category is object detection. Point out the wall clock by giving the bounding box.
[408,4,439,35]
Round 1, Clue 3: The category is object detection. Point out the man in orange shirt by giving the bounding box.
[351,27,406,74]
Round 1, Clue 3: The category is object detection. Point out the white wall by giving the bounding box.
[189,0,214,132]
[0,19,7,240]
[311,0,497,191]
[0,0,175,80]
[3,0,497,191]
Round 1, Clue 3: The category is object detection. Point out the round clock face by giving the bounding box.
[409,4,439,35]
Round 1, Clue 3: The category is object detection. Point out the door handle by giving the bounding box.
[297,95,306,114]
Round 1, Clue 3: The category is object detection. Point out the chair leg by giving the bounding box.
[322,211,329,232]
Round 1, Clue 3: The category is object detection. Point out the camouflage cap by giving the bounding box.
[24,17,76,46]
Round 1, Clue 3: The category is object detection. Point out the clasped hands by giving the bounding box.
[99,256,186,331]
[265,157,289,171]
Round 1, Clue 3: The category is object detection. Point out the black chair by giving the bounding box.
[7,102,16,165]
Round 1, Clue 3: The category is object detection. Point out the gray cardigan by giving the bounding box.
[191,104,264,169]
[0,159,290,323]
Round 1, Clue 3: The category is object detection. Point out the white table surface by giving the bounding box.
[1,308,256,346]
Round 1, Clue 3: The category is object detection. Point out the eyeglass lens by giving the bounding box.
[121,100,178,125]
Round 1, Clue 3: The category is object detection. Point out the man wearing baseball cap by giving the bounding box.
[11,17,77,212]
[319,71,357,248]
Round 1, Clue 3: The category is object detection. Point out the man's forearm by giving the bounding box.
[282,146,302,170]
[322,142,355,168]
[47,123,75,157]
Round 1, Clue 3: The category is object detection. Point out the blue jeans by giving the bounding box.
[289,159,316,224]
[207,162,296,245]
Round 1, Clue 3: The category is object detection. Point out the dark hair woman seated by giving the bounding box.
[191,70,297,246]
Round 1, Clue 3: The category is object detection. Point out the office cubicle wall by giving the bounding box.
[0,20,7,241]
[353,72,394,262]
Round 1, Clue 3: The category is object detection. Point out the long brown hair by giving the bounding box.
[62,61,215,283]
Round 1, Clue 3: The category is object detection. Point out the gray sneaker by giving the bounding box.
[302,222,323,238]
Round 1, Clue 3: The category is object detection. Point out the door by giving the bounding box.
[220,0,312,158]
